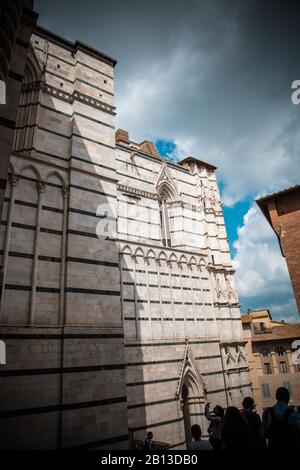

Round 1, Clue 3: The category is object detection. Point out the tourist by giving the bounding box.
[262,387,300,449]
[205,402,224,450]
[241,396,266,448]
[143,431,154,451]
[187,424,212,450]
[222,406,252,450]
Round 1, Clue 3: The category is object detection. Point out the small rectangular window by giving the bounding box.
[262,383,270,398]
[260,322,266,332]
[283,382,292,397]
[264,363,272,375]
[280,361,288,373]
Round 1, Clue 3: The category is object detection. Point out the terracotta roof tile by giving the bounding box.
[252,323,300,342]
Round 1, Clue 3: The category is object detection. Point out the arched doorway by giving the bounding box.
[177,345,207,448]
[180,371,206,447]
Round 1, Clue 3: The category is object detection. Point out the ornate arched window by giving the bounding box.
[158,193,171,247]
[156,162,179,247]
[13,45,42,154]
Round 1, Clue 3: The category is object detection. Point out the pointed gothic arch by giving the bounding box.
[14,45,43,153]
[146,248,156,259]
[134,247,144,258]
[121,245,132,256]
[20,164,41,181]
[155,161,179,202]
[176,344,207,446]
[156,162,180,247]
[46,171,66,188]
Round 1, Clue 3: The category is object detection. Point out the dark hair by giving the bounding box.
[222,406,250,449]
[147,431,153,439]
[242,396,255,409]
[214,405,225,418]
[191,424,202,440]
[276,387,290,403]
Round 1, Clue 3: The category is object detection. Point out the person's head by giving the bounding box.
[222,406,250,437]
[191,424,202,441]
[276,387,290,404]
[214,405,224,418]
[242,396,255,410]
[147,431,153,441]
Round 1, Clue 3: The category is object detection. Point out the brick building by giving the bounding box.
[241,309,300,414]
[257,185,300,314]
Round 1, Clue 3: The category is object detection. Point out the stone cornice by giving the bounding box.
[116,142,192,175]
[118,184,158,200]
[22,81,116,116]
[117,184,225,216]
[220,340,247,346]
[207,264,235,275]
[226,366,250,375]
[214,302,241,308]
[34,25,117,67]
[118,239,208,260]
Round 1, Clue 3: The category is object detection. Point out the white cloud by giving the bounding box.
[232,205,299,321]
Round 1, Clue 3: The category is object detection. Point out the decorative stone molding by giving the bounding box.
[130,151,138,160]
[156,161,179,202]
[118,183,158,200]
[21,80,43,93]
[37,180,46,193]
[207,264,235,275]
[73,90,116,115]
[62,185,70,199]
[176,342,207,402]
[24,81,117,115]
[8,172,19,187]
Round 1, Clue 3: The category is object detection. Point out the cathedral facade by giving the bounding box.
[0,26,251,449]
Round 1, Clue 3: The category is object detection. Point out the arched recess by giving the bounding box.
[158,250,167,262]
[1,166,40,324]
[121,244,132,255]
[14,45,42,153]
[177,346,207,446]
[120,244,132,270]
[134,246,144,258]
[179,254,188,265]
[146,248,156,260]
[189,255,197,266]
[169,252,178,265]
[158,187,172,247]
[156,163,179,248]
[199,257,206,271]
[36,173,65,325]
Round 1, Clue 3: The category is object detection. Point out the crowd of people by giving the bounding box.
[189,386,300,450]
[144,386,300,451]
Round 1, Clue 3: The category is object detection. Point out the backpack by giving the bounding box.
[267,407,297,449]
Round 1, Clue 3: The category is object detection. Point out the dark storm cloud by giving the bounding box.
[36,0,300,202]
